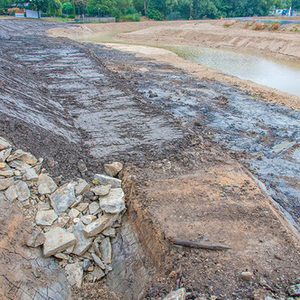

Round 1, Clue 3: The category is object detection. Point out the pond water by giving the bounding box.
[170,46,300,97]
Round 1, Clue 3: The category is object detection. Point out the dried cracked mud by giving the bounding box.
[0,19,299,299]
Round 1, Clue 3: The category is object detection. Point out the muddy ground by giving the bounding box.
[49,19,300,110]
[0,19,299,299]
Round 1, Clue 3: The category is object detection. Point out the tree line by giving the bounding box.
[1,0,299,20]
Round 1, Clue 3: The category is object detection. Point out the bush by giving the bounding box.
[166,11,182,20]
[120,12,141,21]
[147,8,164,20]
[252,21,265,30]
[271,22,280,30]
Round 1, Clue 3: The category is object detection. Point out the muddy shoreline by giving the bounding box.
[49,19,300,110]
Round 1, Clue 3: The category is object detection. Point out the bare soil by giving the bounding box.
[0,19,299,299]
[49,19,300,110]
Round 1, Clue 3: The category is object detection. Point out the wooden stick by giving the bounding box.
[169,237,231,250]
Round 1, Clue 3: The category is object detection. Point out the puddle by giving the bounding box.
[169,46,300,97]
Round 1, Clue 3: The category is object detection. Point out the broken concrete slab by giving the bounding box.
[49,182,77,213]
[94,174,121,188]
[43,227,76,257]
[36,210,58,226]
[37,174,57,194]
[72,221,93,256]
[99,188,125,214]
[104,162,123,177]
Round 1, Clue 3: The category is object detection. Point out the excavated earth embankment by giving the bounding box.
[0,19,299,299]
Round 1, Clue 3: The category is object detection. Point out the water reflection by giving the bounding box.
[171,46,300,97]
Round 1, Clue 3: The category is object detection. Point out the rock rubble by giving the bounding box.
[0,136,125,289]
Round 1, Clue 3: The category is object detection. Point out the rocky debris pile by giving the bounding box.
[0,136,125,288]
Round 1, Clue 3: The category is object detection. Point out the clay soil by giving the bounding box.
[49,19,300,110]
[0,19,299,299]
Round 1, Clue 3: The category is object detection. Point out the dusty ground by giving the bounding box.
[0,19,299,299]
[49,19,300,110]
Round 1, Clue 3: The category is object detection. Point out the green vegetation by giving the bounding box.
[1,0,300,20]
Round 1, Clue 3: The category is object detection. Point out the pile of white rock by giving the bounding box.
[0,136,125,288]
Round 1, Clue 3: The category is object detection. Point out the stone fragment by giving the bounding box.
[5,185,17,201]
[94,174,121,188]
[75,179,90,195]
[89,202,100,215]
[15,180,30,201]
[83,259,91,271]
[83,190,94,200]
[0,177,14,190]
[8,159,29,170]
[57,215,70,227]
[37,202,51,211]
[163,288,186,300]
[81,215,96,225]
[69,208,80,219]
[99,188,125,214]
[7,149,37,165]
[91,253,105,270]
[73,217,80,224]
[104,162,123,177]
[241,271,253,281]
[91,184,111,196]
[91,267,105,281]
[72,221,93,256]
[0,162,6,169]
[36,210,58,226]
[0,137,11,150]
[100,237,112,265]
[37,174,57,194]
[76,202,88,212]
[77,160,87,173]
[22,167,38,181]
[49,182,77,213]
[65,263,83,288]
[43,227,76,257]
[102,227,116,238]
[92,240,102,258]
[0,148,12,162]
[64,244,75,254]
[82,214,116,238]
[25,229,45,248]
[0,192,7,201]
[288,284,300,296]
[54,253,69,260]
[0,169,14,177]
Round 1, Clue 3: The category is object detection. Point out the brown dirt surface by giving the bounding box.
[48,19,300,110]
[1,19,300,299]
[122,146,300,299]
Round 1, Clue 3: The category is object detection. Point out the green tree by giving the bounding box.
[47,0,62,15]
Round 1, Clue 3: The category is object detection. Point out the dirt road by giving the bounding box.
[0,19,299,299]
